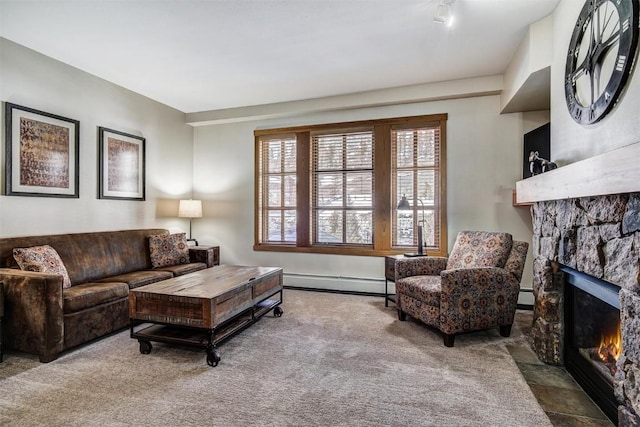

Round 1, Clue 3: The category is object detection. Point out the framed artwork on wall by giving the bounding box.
[98,126,146,201]
[5,102,80,198]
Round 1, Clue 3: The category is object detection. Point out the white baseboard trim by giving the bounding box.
[284,272,533,305]
[284,272,386,294]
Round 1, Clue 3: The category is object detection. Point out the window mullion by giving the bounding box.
[373,124,391,251]
[296,132,310,247]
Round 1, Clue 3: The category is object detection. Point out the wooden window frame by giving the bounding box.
[254,114,448,257]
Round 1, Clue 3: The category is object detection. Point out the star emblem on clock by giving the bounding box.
[565,0,639,125]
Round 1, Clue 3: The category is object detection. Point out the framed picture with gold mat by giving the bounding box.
[5,102,80,198]
[98,126,146,201]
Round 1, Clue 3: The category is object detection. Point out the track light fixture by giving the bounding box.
[433,0,455,27]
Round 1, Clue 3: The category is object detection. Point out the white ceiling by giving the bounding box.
[0,0,560,114]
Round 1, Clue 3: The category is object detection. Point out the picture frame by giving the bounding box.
[98,126,146,200]
[5,102,80,198]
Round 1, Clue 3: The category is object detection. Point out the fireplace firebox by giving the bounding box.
[563,266,620,424]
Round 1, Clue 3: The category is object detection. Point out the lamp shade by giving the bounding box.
[397,195,412,210]
[178,199,203,218]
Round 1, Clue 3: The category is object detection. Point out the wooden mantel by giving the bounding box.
[515,142,640,204]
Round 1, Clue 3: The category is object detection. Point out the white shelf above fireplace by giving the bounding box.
[515,142,640,204]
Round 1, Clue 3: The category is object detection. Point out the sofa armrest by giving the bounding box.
[394,256,448,280]
[189,246,219,268]
[0,269,64,362]
[439,267,520,333]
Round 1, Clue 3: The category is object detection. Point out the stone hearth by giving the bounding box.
[530,193,640,425]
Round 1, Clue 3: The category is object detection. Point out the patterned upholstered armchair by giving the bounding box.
[395,230,528,347]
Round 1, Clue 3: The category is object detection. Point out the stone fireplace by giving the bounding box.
[530,193,640,425]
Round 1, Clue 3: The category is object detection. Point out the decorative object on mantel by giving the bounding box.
[528,151,557,176]
[564,0,639,125]
[523,123,550,179]
[178,199,203,245]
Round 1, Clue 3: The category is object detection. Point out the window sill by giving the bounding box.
[254,244,446,257]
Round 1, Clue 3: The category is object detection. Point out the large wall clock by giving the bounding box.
[565,0,639,125]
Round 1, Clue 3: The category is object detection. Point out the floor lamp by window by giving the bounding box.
[397,195,425,257]
[178,199,202,246]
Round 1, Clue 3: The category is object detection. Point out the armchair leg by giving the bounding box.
[443,333,455,347]
[499,325,512,337]
[397,309,406,321]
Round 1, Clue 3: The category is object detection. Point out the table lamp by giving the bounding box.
[178,199,202,245]
[397,195,425,257]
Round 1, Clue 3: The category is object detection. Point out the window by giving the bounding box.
[313,130,374,245]
[392,125,442,250]
[257,135,297,243]
[255,114,447,256]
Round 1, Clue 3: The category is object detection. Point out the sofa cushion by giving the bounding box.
[13,245,72,289]
[396,275,441,308]
[156,262,208,277]
[149,233,190,268]
[97,270,173,289]
[63,282,129,314]
[446,231,512,270]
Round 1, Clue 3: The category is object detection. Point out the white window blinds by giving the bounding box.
[312,131,374,245]
[258,136,297,243]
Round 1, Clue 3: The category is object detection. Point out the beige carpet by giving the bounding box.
[0,290,551,427]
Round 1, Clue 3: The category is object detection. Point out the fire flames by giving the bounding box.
[596,321,622,364]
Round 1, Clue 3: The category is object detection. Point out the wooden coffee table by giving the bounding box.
[129,265,283,366]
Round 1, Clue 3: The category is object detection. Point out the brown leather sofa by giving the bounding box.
[0,229,216,362]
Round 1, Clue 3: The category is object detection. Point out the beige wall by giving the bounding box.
[192,93,543,298]
[501,15,553,112]
[0,38,195,237]
[3,0,636,302]
[550,0,640,164]
[2,22,573,301]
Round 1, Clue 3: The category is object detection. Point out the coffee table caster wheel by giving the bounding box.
[274,306,283,317]
[139,340,152,354]
[207,348,220,367]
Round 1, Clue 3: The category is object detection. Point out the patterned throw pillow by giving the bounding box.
[149,233,190,268]
[446,231,513,270]
[13,245,72,289]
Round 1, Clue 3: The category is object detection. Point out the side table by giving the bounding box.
[384,255,405,307]
[189,246,220,267]
[385,254,429,307]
